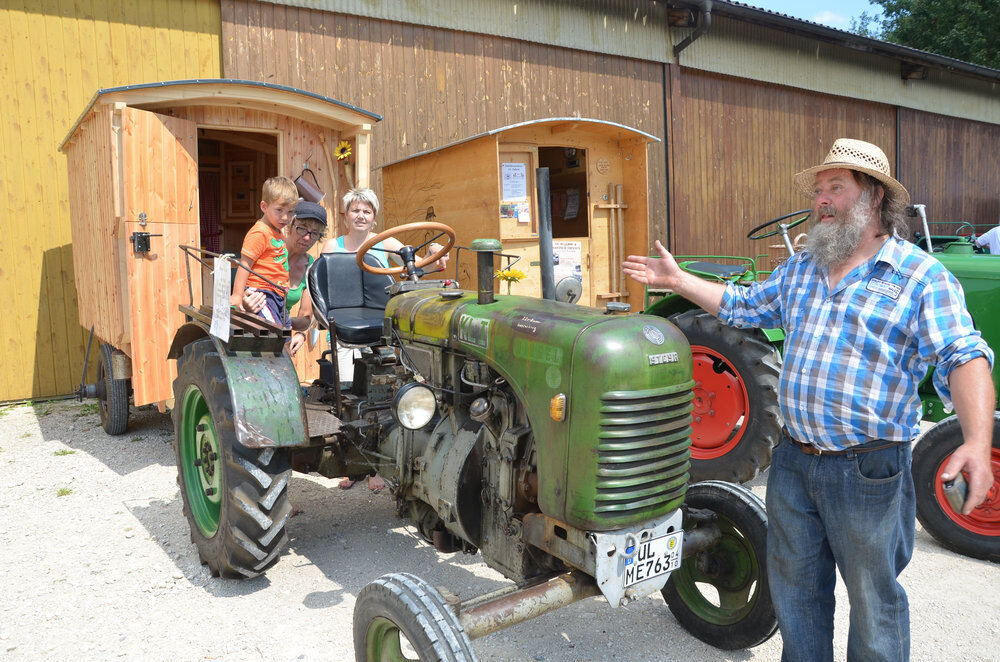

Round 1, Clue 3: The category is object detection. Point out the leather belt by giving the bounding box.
[787,436,905,456]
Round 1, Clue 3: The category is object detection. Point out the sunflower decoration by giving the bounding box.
[494,267,527,295]
[335,140,355,187]
[335,140,352,161]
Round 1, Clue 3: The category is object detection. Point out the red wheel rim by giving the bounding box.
[934,448,1000,536]
[688,345,749,460]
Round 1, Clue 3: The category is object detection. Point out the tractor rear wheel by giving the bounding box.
[97,342,130,435]
[353,572,476,661]
[912,413,1000,562]
[172,338,293,578]
[662,480,777,649]
[668,310,781,483]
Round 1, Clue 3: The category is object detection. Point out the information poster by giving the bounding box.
[210,257,231,342]
[552,240,582,282]
[501,162,528,201]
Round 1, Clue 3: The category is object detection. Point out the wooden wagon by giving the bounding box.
[59,79,380,433]
[381,118,659,311]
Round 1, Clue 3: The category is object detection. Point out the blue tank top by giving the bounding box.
[330,235,391,268]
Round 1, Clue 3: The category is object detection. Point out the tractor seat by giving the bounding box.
[683,261,748,279]
[308,252,393,345]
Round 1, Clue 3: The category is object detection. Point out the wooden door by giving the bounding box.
[120,106,201,407]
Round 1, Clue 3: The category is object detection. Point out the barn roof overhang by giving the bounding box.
[381,117,660,168]
[60,79,382,151]
[668,0,1000,84]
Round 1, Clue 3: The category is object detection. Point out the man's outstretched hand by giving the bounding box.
[622,240,683,290]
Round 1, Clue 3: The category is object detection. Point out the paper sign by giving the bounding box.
[210,257,231,342]
[501,162,528,201]
[564,189,579,220]
[553,241,582,282]
[516,201,531,225]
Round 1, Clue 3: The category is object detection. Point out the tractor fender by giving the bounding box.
[169,321,307,448]
[643,296,785,348]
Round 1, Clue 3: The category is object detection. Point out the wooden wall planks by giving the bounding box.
[0,0,220,401]
[898,108,1000,230]
[220,0,667,236]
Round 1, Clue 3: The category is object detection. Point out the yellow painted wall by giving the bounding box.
[0,0,221,401]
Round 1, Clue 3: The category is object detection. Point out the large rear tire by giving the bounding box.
[662,480,777,650]
[172,338,293,578]
[912,414,1000,562]
[97,342,130,435]
[668,310,781,483]
[353,572,476,662]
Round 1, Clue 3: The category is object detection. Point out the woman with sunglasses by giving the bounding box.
[241,200,328,356]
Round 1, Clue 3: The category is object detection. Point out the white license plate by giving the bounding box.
[622,531,683,586]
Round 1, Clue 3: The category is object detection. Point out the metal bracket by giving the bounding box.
[130,231,162,254]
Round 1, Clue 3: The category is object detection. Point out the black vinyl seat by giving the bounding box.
[308,252,393,345]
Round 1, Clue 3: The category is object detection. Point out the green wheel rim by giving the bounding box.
[671,514,760,625]
[179,385,223,538]
[365,617,416,662]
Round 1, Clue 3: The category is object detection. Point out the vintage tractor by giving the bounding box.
[168,223,777,659]
[642,205,1000,561]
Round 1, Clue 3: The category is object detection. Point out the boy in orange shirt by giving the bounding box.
[230,176,297,327]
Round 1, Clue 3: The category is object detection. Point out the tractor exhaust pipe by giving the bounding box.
[470,238,502,305]
[536,167,555,301]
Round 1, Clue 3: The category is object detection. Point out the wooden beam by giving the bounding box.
[198,128,277,154]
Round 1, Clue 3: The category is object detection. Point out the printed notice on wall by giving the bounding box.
[210,257,231,342]
[501,162,528,201]
[553,241,582,282]
[564,189,580,220]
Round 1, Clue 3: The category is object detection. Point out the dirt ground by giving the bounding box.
[1,399,997,661]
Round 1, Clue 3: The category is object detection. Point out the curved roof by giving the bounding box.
[61,79,381,150]
[382,117,660,168]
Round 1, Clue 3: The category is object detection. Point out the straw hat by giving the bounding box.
[793,138,909,205]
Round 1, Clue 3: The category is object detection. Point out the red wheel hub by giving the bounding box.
[688,345,749,460]
[934,448,1000,536]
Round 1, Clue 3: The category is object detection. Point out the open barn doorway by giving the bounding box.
[196,129,279,256]
[538,146,589,301]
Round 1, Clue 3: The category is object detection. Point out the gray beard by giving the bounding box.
[806,192,874,268]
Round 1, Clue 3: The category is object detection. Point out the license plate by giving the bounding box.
[622,531,682,586]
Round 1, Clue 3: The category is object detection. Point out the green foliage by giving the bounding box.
[54,449,76,456]
[57,487,72,497]
[854,0,1000,69]
[78,403,99,417]
[36,406,53,417]
[129,436,142,443]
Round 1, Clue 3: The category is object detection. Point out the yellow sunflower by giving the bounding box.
[494,267,527,294]
[336,140,352,161]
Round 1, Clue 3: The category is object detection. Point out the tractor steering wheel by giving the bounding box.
[956,222,977,240]
[746,209,811,241]
[355,221,456,276]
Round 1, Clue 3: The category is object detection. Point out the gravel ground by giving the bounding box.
[1,399,998,661]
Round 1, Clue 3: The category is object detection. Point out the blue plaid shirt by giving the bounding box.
[718,237,993,450]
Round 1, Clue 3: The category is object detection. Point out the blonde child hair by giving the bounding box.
[262,176,298,205]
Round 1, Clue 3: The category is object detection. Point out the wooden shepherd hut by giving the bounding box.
[59,79,380,428]
[381,118,659,311]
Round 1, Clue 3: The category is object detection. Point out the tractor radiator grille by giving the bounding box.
[594,382,694,516]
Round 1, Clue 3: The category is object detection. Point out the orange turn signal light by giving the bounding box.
[550,393,566,421]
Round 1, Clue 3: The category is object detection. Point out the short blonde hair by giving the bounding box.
[342,187,379,217]
[262,176,298,205]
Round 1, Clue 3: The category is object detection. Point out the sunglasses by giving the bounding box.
[292,224,322,240]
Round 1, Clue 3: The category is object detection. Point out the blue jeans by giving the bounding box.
[766,432,915,662]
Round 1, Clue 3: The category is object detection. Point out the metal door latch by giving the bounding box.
[130,231,162,254]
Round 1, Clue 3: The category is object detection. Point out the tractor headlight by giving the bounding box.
[392,383,437,430]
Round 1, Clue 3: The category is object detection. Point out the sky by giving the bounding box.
[741,0,883,31]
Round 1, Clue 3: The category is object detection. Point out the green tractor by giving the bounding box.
[169,223,778,660]
[641,205,1000,562]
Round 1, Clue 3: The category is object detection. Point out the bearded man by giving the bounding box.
[623,138,994,662]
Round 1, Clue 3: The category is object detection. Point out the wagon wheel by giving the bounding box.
[662,481,777,650]
[353,572,476,661]
[97,342,130,435]
[668,310,781,483]
[912,413,1000,562]
[172,338,293,578]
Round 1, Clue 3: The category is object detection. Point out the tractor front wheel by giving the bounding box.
[353,572,476,661]
[668,310,781,483]
[912,413,1000,562]
[662,480,777,649]
[172,338,293,578]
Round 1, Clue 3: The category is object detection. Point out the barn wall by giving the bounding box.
[220,0,668,242]
[668,68,896,260]
[0,0,221,401]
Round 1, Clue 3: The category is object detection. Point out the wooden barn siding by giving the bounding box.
[220,0,667,239]
[898,108,1000,229]
[668,68,897,260]
[0,0,221,401]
